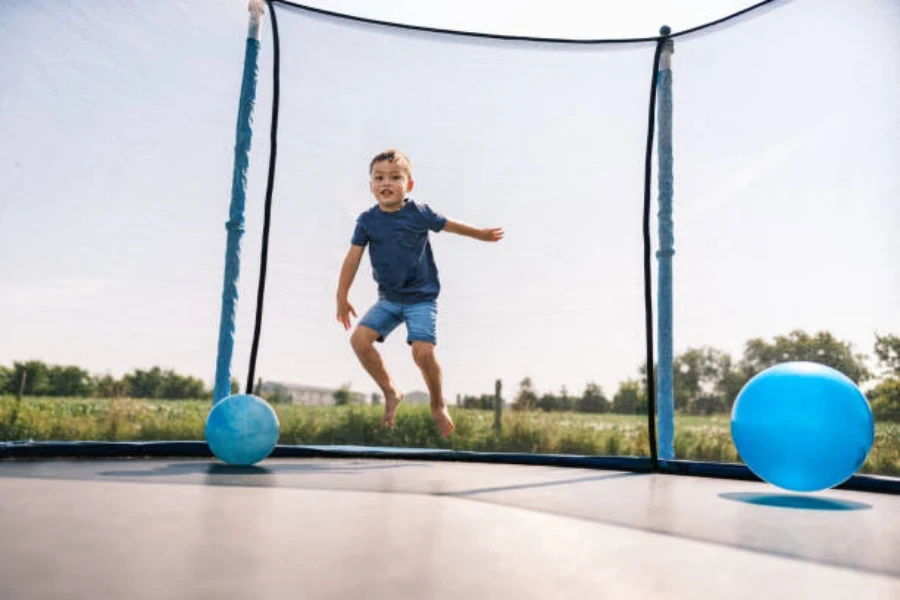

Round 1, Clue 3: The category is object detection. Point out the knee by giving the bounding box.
[350,329,373,353]
[411,343,435,368]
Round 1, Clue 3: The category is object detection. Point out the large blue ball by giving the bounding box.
[205,394,280,466]
[731,362,873,492]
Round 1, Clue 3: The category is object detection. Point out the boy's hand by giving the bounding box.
[336,298,357,330]
[478,227,504,242]
[444,220,504,242]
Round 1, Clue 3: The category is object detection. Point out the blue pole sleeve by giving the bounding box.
[656,50,675,460]
[214,36,261,404]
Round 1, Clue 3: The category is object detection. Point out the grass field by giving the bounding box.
[1,396,897,476]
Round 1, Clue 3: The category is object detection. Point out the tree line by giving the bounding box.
[0,362,225,400]
[3,329,898,420]
[461,330,900,421]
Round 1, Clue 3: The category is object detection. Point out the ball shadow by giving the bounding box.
[719,491,872,511]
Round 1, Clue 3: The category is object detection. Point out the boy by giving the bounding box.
[336,149,503,437]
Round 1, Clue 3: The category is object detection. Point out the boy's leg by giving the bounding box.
[405,300,454,437]
[352,300,404,427]
[411,341,454,438]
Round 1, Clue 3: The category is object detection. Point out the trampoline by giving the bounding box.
[1,457,899,598]
[2,0,899,598]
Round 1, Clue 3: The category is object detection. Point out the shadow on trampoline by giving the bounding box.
[97,459,424,480]
[441,471,645,497]
[719,492,872,511]
[95,461,646,496]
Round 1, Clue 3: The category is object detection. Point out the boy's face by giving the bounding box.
[369,160,414,211]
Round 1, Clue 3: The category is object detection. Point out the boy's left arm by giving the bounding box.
[443,219,504,242]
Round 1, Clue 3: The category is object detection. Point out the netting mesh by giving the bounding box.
[253,10,653,414]
[665,0,900,463]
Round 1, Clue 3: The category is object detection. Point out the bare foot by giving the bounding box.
[381,386,403,428]
[431,405,455,438]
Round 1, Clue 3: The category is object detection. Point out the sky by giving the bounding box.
[0,0,898,404]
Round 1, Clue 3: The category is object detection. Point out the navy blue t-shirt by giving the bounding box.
[351,199,448,302]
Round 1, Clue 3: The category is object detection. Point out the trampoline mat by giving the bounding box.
[1,458,898,599]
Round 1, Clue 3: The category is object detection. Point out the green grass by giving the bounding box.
[1,396,897,477]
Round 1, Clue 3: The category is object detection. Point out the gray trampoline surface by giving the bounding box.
[1,458,898,600]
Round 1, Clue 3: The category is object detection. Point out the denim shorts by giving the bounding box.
[359,297,438,345]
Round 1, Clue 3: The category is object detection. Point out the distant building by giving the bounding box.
[258,381,366,406]
[404,390,430,406]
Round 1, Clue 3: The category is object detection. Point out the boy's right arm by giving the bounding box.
[336,245,365,330]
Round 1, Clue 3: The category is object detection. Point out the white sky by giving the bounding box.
[0,0,898,403]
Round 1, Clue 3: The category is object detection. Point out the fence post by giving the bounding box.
[16,370,27,401]
[494,379,502,433]
[9,371,27,427]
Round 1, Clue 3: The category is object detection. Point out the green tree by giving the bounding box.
[739,330,870,384]
[869,333,900,422]
[673,347,734,412]
[0,365,10,394]
[332,384,353,406]
[513,377,538,411]
[92,374,122,398]
[556,386,575,412]
[612,379,645,414]
[10,361,51,396]
[123,367,164,398]
[47,364,93,397]
[157,371,207,399]
[868,379,900,422]
[716,367,747,412]
[687,394,727,415]
[462,394,497,410]
[576,382,609,413]
[537,389,576,412]
[874,333,900,377]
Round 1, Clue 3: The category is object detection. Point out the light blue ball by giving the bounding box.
[731,362,873,492]
[205,394,280,466]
